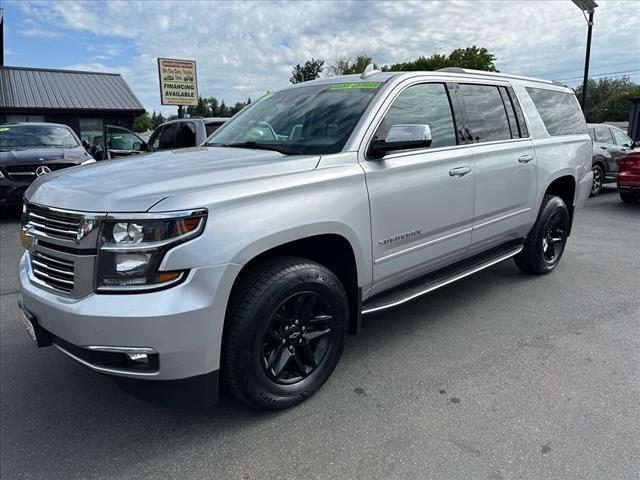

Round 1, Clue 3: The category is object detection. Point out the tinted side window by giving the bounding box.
[174,122,196,148]
[158,124,178,149]
[205,123,224,137]
[526,87,586,136]
[611,128,631,146]
[594,126,613,144]
[458,84,512,143]
[375,83,457,148]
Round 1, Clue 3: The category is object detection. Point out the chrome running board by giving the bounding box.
[362,241,523,315]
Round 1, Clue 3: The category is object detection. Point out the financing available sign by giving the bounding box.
[157,58,198,106]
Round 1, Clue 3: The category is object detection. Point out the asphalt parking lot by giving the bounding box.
[1,188,638,480]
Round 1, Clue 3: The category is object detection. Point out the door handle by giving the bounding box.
[449,166,471,177]
[518,154,534,163]
[600,146,607,150]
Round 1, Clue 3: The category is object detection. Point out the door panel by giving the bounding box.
[469,140,537,252]
[362,82,475,294]
[364,148,475,294]
[454,83,537,252]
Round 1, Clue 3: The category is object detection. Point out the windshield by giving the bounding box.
[205,82,383,155]
[0,124,79,150]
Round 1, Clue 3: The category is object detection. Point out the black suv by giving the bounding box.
[587,123,636,196]
[0,123,95,207]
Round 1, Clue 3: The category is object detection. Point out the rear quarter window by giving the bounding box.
[526,87,587,136]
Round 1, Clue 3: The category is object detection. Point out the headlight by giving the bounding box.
[96,209,207,292]
[0,169,5,179]
[81,158,96,165]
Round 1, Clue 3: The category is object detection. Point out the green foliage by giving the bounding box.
[290,58,325,84]
[328,56,377,76]
[184,96,252,118]
[150,110,166,128]
[384,46,498,72]
[132,112,153,132]
[575,76,640,122]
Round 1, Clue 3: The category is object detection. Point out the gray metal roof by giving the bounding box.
[0,66,145,113]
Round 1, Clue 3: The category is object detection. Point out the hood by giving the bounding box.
[0,146,90,166]
[26,147,320,212]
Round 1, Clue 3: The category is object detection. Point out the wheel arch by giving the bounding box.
[227,230,364,335]
[543,174,576,235]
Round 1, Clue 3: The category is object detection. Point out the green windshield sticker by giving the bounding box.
[0,127,10,132]
[260,93,273,101]
[111,135,123,139]
[329,82,381,90]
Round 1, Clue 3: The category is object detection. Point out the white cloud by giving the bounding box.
[19,28,65,39]
[16,0,640,115]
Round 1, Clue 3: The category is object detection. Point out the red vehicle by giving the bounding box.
[617,151,640,203]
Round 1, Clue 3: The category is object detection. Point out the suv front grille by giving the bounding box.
[27,205,81,241]
[30,251,75,293]
[23,202,99,298]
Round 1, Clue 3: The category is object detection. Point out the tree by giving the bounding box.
[384,46,497,72]
[328,56,377,76]
[575,76,640,123]
[132,112,153,132]
[290,58,325,84]
[187,96,211,117]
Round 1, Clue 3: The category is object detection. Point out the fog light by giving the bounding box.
[115,253,151,275]
[127,353,148,362]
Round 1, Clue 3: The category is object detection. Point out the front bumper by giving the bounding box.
[19,252,241,381]
[0,177,31,206]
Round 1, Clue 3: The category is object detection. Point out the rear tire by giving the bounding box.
[619,191,638,203]
[590,164,604,197]
[515,195,570,275]
[223,256,348,410]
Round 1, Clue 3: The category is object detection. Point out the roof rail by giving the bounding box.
[437,67,558,86]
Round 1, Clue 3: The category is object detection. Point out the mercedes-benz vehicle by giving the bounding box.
[18,68,592,409]
[0,123,95,207]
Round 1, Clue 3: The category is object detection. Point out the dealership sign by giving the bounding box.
[157,58,198,106]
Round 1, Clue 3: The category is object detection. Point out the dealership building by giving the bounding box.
[0,65,145,144]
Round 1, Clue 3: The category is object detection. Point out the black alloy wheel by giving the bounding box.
[591,164,603,196]
[262,292,335,385]
[223,257,347,409]
[514,194,570,275]
[541,211,567,263]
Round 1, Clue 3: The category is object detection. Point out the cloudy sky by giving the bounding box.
[3,0,639,115]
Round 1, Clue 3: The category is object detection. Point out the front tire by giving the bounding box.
[590,164,604,197]
[515,195,570,275]
[223,257,348,409]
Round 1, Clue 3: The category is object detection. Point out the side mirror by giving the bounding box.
[369,124,432,159]
[132,142,142,151]
[82,139,90,148]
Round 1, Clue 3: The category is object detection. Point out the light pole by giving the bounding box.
[572,0,598,110]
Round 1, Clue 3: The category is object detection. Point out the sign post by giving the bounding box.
[157,58,198,117]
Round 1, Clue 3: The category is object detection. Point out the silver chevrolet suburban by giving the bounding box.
[18,68,593,409]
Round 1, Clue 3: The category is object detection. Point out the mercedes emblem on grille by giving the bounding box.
[35,166,52,177]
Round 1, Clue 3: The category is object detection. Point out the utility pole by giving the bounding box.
[572,0,598,110]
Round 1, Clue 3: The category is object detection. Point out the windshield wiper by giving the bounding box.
[208,141,302,155]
